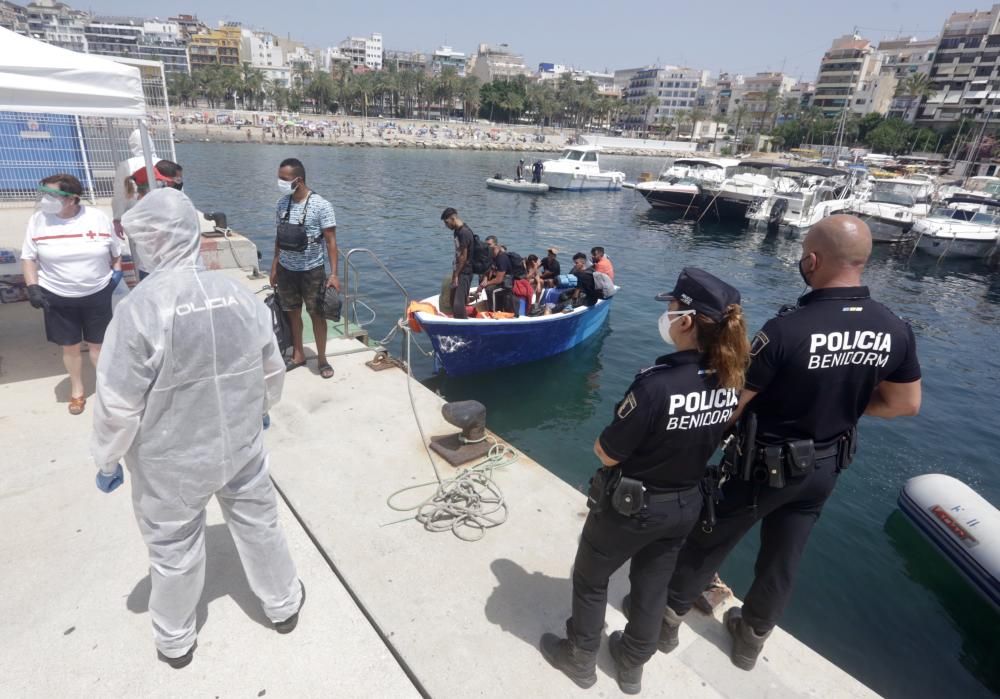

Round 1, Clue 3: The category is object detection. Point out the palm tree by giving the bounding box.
[894,73,935,121]
[458,75,481,122]
[731,104,749,147]
[640,93,660,137]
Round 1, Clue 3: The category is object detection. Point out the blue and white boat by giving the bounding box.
[541,145,625,191]
[414,291,615,377]
[898,474,1000,611]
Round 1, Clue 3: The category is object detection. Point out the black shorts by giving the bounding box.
[276,264,326,315]
[42,283,114,346]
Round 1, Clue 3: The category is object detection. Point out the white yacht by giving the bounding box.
[634,157,738,216]
[698,160,795,222]
[747,166,855,232]
[847,178,935,243]
[541,145,626,191]
[913,196,1000,260]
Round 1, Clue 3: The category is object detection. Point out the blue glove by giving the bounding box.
[263,413,271,430]
[110,270,124,289]
[96,463,124,493]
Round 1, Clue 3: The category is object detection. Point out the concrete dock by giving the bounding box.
[0,267,881,697]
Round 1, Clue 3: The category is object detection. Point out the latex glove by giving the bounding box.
[263,413,271,430]
[27,284,50,310]
[110,270,123,289]
[96,463,124,493]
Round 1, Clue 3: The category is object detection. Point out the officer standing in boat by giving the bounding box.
[660,215,922,671]
[541,268,751,694]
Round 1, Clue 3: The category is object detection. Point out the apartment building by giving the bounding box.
[188,24,242,69]
[85,17,189,74]
[168,13,206,41]
[813,34,881,117]
[623,65,711,128]
[26,0,88,52]
[431,46,467,76]
[384,49,428,72]
[469,43,530,82]
[739,72,798,128]
[338,33,383,70]
[879,37,938,122]
[1,0,28,34]
[917,6,1000,128]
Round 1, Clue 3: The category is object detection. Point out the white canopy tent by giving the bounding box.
[0,26,145,118]
[0,27,156,203]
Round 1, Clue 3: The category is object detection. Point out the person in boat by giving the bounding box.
[525,254,544,301]
[569,252,602,306]
[475,236,515,312]
[541,268,750,694]
[440,207,475,319]
[20,173,122,416]
[516,159,525,182]
[540,247,561,287]
[90,188,305,669]
[590,247,615,282]
[532,160,544,184]
[662,215,922,673]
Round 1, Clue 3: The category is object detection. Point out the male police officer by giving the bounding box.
[660,215,922,671]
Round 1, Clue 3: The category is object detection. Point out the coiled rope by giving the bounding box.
[384,319,516,541]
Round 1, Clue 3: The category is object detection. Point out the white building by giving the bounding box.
[622,65,711,128]
[813,34,882,118]
[338,33,383,70]
[283,41,317,74]
[319,46,352,73]
[26,0,88,52]
[538,63,617,95]
[878,36,939,122]
[241,29,290,86]
[84,17,189,74]
[431,45,466,76]
[469,43,530,82]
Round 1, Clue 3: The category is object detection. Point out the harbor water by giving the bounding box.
[180,142,1000,699]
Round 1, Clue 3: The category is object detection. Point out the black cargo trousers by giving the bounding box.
[666,453,841,633]
[569,485,701,666]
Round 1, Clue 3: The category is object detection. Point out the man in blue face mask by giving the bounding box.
[269,158,339,379]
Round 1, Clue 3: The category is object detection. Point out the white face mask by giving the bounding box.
[658,309,695,346]
[38,194,65,215]
[277,178,296,194]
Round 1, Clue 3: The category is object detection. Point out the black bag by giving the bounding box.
[276,194,312,252]
[506,251,527,279]
[265,292,292,357]
[470,234,492,275]
[611,476,646,516]
[318,286,342,322]
[587,468,622,513]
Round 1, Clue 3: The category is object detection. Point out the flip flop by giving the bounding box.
[285,359,306,372]
[68,395,86,415]
[318,363,334,379]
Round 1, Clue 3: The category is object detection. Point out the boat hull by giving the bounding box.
[859,216,912,243]
[417,298,614,377]
[542,171,624,192]
[898,474,1000,611]
[638,187,701,215]
[915,235,998,259]
[485,178,549,193]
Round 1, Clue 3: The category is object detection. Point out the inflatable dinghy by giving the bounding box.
[485,178,549,193]
[898,474,1000,610]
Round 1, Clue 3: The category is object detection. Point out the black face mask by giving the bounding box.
[798,257,812,287]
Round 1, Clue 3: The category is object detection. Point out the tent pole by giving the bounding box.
[138,119,156,189]
[74,115,96,203]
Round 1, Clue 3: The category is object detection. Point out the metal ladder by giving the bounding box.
[337,247,411,360]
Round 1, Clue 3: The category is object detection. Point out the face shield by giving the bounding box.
[121,188,202,273]
[35,184,75,214]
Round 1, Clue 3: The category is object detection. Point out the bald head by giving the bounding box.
[800,215,872,289]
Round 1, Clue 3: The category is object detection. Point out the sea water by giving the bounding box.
[181,142,1000,698]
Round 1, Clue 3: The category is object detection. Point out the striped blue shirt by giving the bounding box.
[275,192,337,272]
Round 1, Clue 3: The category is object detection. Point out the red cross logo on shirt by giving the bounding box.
[86,231,97,240]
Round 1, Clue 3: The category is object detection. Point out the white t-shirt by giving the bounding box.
[21,206,121,298]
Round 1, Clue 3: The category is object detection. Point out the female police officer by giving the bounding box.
[540,267,750,694]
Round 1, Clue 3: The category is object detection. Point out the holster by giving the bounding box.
[837,427,858,472]
[611,476,646,517]
[586,468,621,514]
[785,439,815,476]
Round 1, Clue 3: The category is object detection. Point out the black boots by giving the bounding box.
[540,623,598,689]
[608,631,643,695]
[724,607,772,671]
[622,593,686,653]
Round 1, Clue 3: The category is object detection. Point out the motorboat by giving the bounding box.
[541,145,626,192]
[747,166,855,232]
[898,474,1000,611]
[847,177,935,243]
[634,157,738,217]
[912,195,1000,260]
[485,177,549,193]
[411,290,615,377]
[697,160,795,222]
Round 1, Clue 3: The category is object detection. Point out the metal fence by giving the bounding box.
[0,58,176,207]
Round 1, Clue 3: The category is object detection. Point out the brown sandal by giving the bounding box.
[68,395,86,415]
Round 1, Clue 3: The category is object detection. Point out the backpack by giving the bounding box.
[506,251,527,280]
[265,292,292,357]
[470,234,492,275]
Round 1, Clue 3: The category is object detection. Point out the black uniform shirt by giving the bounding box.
[541,257,561,278]
[599,350,739,490]
[746,286,921,444]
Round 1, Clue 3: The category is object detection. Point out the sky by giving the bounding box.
[83,0,951,80]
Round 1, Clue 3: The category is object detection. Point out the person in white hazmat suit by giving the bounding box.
[112,129,155,276]
[90,188,304,669]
